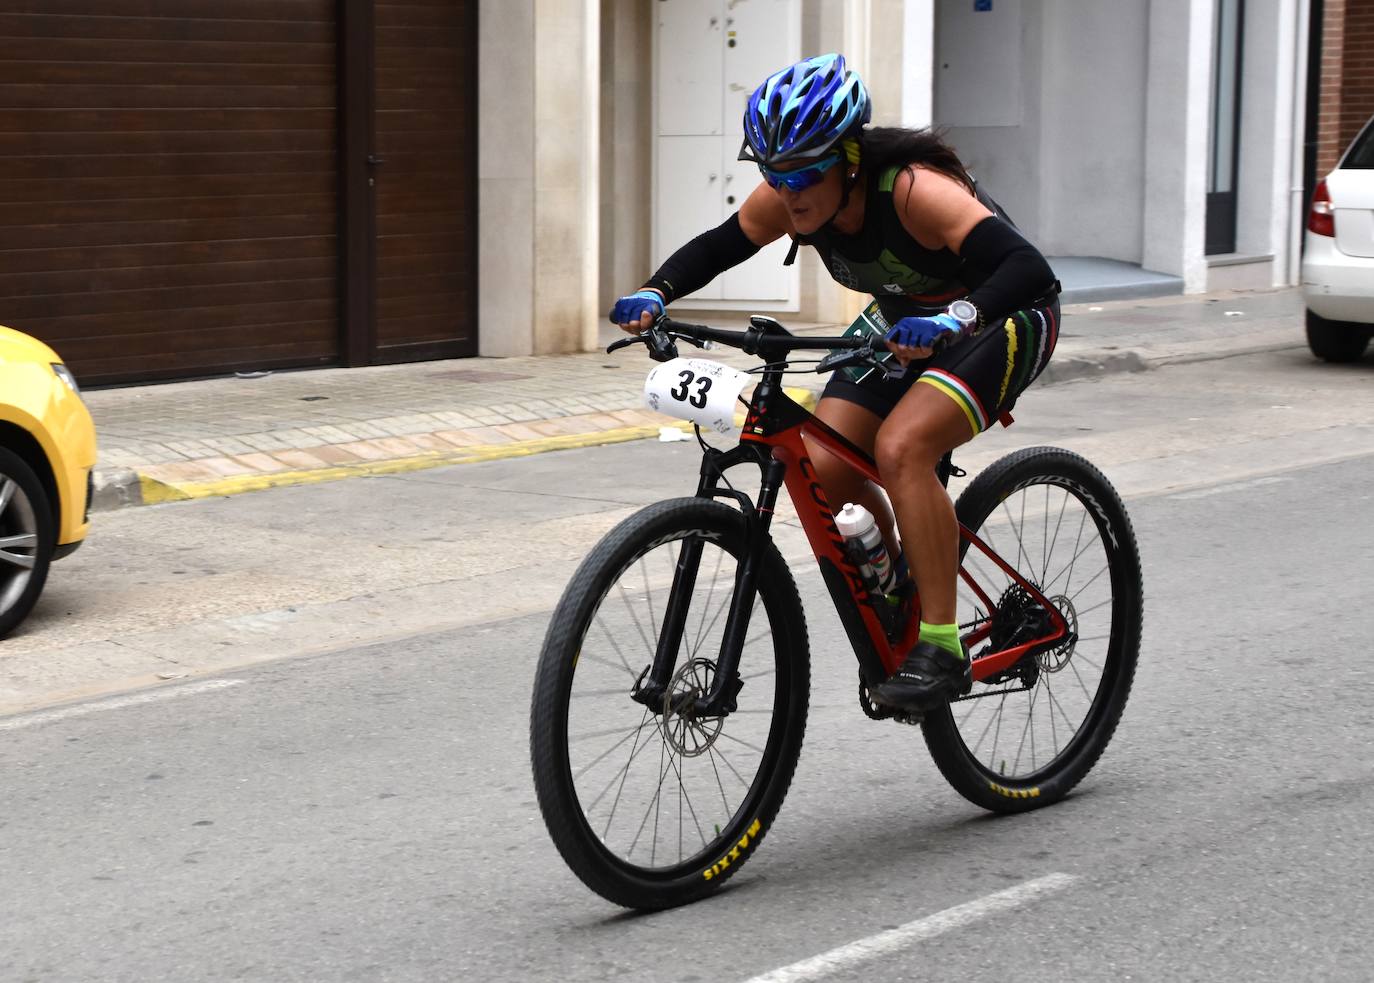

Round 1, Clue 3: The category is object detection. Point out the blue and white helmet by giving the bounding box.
[739,54,871,166]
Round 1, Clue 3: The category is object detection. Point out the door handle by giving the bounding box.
[366,155,386,166]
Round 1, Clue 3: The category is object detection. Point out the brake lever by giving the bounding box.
[643,325,680,362]
[605,326,685,361]
[816,343,885,374]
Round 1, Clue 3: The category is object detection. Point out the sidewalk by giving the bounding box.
[85,287,1307,511]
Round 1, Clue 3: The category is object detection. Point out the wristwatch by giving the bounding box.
[946,299,981,334]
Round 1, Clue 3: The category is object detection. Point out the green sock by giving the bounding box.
[919,621,965,660]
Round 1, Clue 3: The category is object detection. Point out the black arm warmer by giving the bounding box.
[642,212,762,303]
[960,216,1059,327]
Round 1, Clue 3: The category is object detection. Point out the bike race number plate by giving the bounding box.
[643,357,752,433]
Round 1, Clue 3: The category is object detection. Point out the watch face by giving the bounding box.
[949,300,977,325]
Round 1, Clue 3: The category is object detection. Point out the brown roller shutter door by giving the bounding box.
[0,2,340,384]
[371,0,477,363]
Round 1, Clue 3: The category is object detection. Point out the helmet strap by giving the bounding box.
[819,165,863,233]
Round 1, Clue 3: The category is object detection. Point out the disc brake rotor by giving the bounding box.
[1036,594,1079,673]
[661,658,723,757]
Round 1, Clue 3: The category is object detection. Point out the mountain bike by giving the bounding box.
[530,314,1142,910]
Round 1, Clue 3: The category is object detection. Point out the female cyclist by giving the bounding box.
[611,53,1061,713]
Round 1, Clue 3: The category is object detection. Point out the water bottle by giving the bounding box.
[835,503,897,595]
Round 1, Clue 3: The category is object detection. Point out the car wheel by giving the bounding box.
[0,446,55,639]
[1306,309,1372,363]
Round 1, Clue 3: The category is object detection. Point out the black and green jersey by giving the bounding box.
[797,166,1011,323]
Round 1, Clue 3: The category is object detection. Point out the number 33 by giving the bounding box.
[670,370,713,409]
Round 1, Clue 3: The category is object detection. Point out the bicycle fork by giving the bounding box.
[630,446,783,719]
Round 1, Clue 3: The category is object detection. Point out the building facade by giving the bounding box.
[501,0,1322,360]
[0,2,478,385]
[0,2,1344,383]
[1311,0,1374,179]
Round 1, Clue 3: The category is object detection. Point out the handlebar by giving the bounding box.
[607,313,876,369]
[606,313,936,379]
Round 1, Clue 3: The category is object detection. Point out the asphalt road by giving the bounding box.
[2,349,1373,981]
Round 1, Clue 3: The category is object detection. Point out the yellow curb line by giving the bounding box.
[135,386,820,505]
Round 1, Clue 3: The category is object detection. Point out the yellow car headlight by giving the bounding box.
[51,363,82,399]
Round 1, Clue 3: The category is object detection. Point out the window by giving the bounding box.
[1206,0,1244,255]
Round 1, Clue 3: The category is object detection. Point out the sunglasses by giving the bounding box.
[759,154,842,192]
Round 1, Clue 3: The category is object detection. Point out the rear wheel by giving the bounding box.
[1306,309,1371,363]
[0,447,55,639]
[923,448,1141,813]
[530,498,809,909]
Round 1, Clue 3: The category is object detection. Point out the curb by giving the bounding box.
[95,387,820,511]
[90,337,1305,512]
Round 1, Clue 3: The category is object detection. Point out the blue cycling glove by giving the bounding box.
[885,312,963,350]
[609,289,665,326]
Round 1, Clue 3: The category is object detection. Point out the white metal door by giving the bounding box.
[654,0,799,309]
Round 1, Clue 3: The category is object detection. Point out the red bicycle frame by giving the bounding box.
[626,317,1069,717]
[745,387,1069,683]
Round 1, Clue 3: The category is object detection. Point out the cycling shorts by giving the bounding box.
[821,297,1060,435]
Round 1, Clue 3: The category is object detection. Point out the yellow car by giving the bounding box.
[0,325,97,638]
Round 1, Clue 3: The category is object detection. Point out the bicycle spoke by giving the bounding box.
[1045,682,1080,746]
[614,579,657,662]
[1041,488,1072,586]
[663,743,709,859]
[1069,650,1104,672]
[1042,483,1050,583]
[1042,511,1093,596]
[1072,596,1115,619]
[640,557,659,648]
[570,722,646,746]
[965,695,1003,758]
[1011,683,1040,774]
[690,547,728,660]
[627,739,673,862]
[577,642,639,682]
[1067,652,1097,703]
[593,709,658,834]
[1000,499,1034,577]
[714,729,768,756]
[989,690,1008,769]
[1045,674,1060,756]
[708,742,754,791]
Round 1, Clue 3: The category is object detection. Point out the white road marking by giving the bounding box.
[1166,475,1289,500]
[0,679,245,732]
[739,872,1078,983]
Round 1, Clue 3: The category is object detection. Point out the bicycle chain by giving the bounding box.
[857,675,922,725]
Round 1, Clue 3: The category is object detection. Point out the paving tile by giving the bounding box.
[198,455,257,478]
[237,432,292,452]
[309,444,366,466]
[372,436,427,456]
[201,436,257,456]
[433,429,483,448]
[332,440,394,462]
[493,422,545,441]
[528,416,600,437]
[231,452,289,474]
[459,426,515,445]
[301,425,358,444]
[270,449,331,471]
[141,460,231,484]
[403,433,456,452]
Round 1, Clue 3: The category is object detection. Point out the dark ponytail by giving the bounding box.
[858,126,975,194]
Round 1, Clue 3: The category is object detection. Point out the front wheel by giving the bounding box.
[923,447,1142,813]
[530,497,810,909]
[0,447,55,639]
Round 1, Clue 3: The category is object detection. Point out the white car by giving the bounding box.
[1302,115,1374,362]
